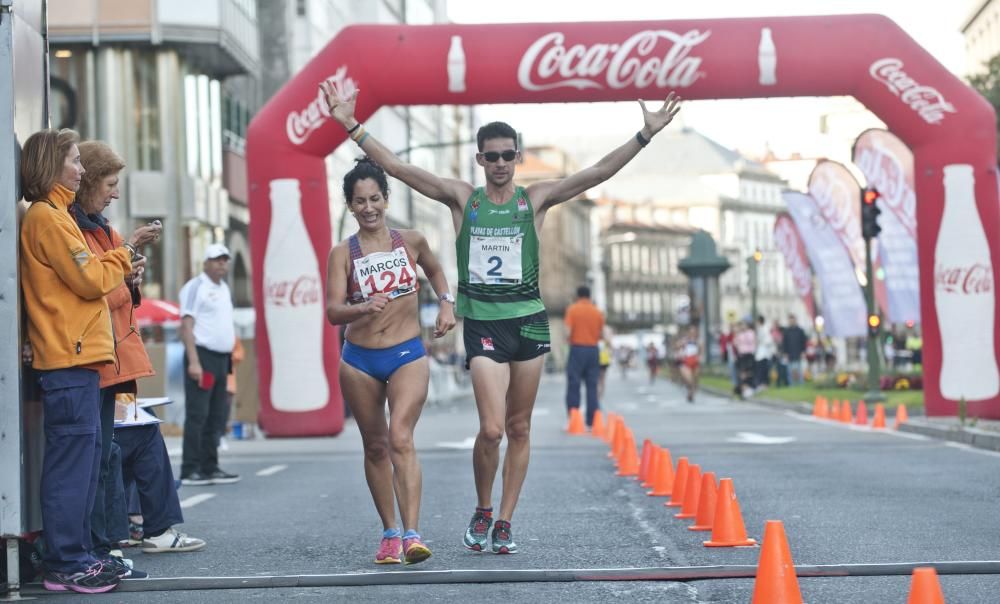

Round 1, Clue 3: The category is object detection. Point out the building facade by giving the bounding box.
[49,0,259,305]
[963,0,1000,75]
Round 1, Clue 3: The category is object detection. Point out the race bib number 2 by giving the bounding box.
[469,235,523,284]
[353,248,417,300]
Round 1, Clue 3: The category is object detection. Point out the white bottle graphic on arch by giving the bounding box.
[934,164,999,401]
[263,178,329,412]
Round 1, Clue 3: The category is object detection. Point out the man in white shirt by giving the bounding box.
[178,243,239,486]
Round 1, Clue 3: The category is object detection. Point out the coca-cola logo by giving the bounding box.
[869,58,956,125]
[935,263,993,294]
[517,30,710,92]
[266,276,322,307]
[286,66,357,145]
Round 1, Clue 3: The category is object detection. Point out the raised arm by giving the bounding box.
[528,92,682,211]
[408,230,455,338]
[320,84,473,215]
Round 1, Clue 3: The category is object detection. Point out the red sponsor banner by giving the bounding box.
[248,16,1000,431]
[773,213,815,320]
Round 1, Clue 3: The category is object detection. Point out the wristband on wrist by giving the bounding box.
[439,292,456,305]
[123,242,137,260]
[350,126,366,142]
[635,131,650,148]
[346,122,361,134]
[357,132,370,146]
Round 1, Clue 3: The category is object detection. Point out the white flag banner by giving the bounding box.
[783,192,868,337]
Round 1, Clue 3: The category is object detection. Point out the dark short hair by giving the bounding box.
[476,121,517,151]
[342,156,388,203]
[577,285,591,298]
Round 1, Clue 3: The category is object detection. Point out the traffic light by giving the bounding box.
[867,313,881,338]
[861,187,882,240]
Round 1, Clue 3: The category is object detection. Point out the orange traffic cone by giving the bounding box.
[855,400,869,426]
[830,399,841,420]
[616,431,640,476]
[666,457,690,508]
[688,472,717,531]
[603,413,619,444]
[751,520,803,604]
[647,448,675,497]
[840,400,853,423]
[872,403,887,429]
[907,567,946,604]
[674,464,702,519]
[895,404,910,429]
[812,397,826,419]
[704,478,757,547]
[641,444,660,488]
[566,407,586,435]
[609,417,625,460]
[591,410,607,439]
[638,439,654,483]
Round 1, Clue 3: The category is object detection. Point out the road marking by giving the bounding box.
[726,432,797,445]
[785,412,933,440]
[180,493,216,509]
[531,408,551,417]
[168,448,182,458]
[436,436,476,449]
[944,442,1000,458]
[256,464,288,476]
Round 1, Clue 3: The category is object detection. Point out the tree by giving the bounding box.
[968,54,1000,157]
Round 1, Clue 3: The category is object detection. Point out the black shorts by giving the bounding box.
[464,310,551,367]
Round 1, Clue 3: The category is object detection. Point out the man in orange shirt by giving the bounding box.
[564,286,605,427]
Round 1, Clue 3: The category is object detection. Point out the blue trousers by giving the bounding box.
[116,423,184,535]
[565,345,600,426]
[90,389,128,556]
[38,368,102,573]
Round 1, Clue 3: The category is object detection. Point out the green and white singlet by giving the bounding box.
[456,186,546,321]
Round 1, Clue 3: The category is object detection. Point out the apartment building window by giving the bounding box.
[184,74,223,181]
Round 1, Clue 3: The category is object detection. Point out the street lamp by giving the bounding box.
[747,249,762,322]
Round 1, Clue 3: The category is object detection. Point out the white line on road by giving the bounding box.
[167,448,182,458]
[180,493,216,509]
[256,464,288,476]
[944,442,1000,458]
[436,436,476,449]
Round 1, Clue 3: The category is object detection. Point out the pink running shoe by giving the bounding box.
[375,536,402,564]
[403,536,432,565]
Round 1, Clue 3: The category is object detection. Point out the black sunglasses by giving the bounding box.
[480,150,518,163]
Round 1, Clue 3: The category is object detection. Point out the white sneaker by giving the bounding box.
[141,528,206,553]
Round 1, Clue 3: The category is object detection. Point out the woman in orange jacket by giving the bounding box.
[71,140,162,571]
[20,129,134,594]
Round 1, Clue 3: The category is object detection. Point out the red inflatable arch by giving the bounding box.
[247,15,1000,435]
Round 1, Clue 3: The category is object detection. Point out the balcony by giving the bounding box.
[49,0,258,77]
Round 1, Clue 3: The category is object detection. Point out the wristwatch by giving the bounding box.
[439,293,456,305]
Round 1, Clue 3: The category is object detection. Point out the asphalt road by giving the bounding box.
[22,369,1000,602]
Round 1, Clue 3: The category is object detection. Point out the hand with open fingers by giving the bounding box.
[639,91,683,137]
[433,305,456,338]
[365,292,390,315]
[320,82,359,127]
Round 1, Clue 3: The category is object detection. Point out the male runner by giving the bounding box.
[322,83,681,553]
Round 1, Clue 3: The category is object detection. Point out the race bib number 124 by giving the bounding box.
[353,248,417,299]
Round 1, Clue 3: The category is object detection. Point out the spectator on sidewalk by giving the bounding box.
[732,321,757,398]
[564,285,604,427]
[71,139,161,579]
[19,128,131,594]
[781,314,808,386]
[179,244,239,486]
[754,315,775,390]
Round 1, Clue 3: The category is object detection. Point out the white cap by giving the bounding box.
[204,243,231,260]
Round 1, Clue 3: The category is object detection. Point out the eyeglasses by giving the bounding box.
[480,150,518,163]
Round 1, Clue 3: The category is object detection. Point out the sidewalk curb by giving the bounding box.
[698,384,1000,453]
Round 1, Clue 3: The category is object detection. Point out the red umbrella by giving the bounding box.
[134,299,181,327]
